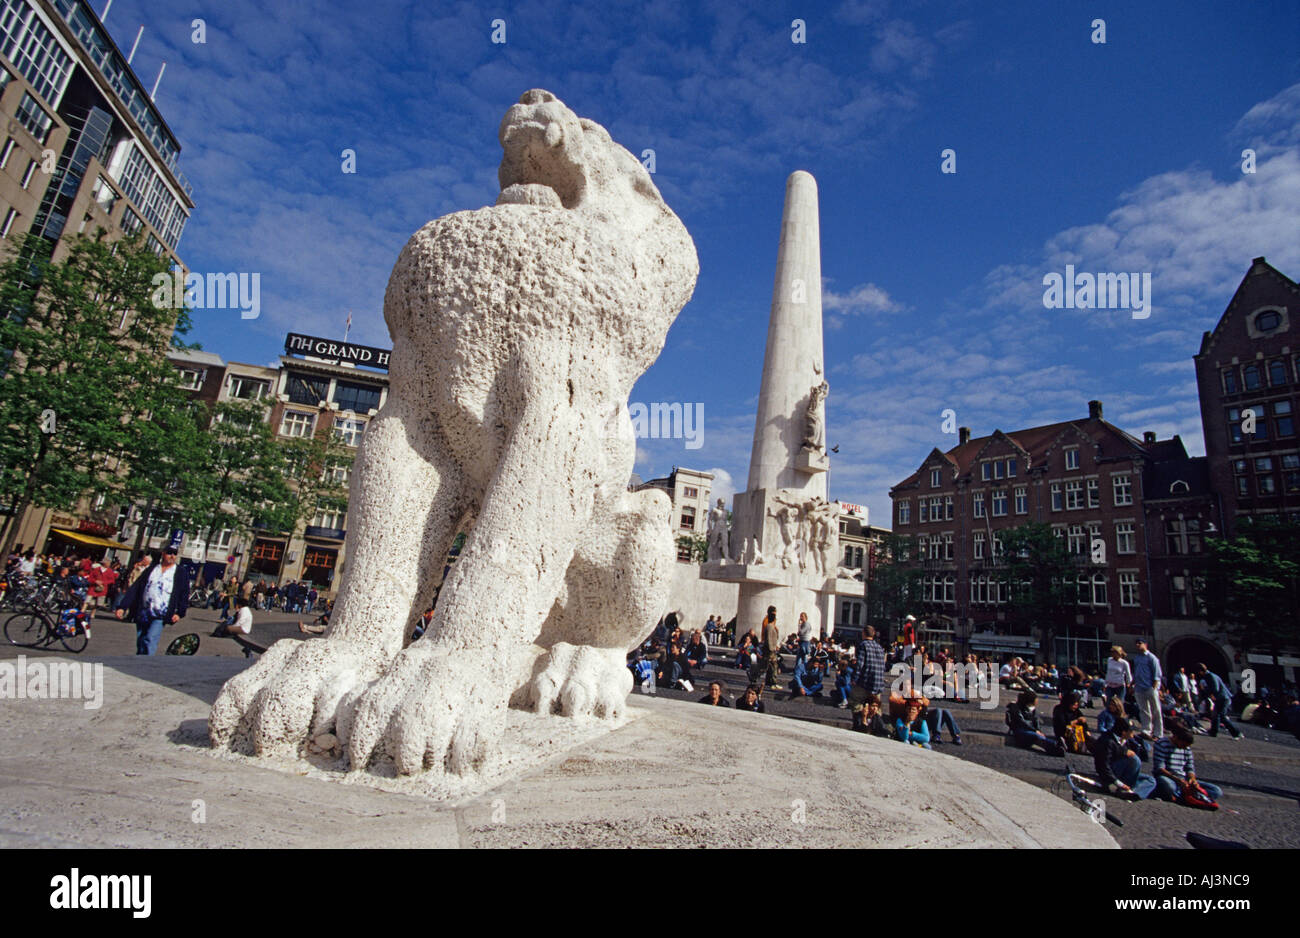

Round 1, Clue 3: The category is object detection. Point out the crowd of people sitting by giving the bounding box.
[630,610,1300,815]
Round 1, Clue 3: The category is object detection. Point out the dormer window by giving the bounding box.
[1065,448,1080,470]
[930,468,941,487]
[1255,309,1281,332]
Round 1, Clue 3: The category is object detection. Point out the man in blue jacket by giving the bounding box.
[1195,663,1242,739]
[115,530,192,655]
[1131,638,1164,739]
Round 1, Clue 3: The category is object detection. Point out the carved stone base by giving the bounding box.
[699,561,787,585]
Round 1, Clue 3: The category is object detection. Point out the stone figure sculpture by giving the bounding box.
[209,90,698,779]
[802,381,829,452]
[804,496,839,577]
[706,498,729,563]
[767,493,803,570]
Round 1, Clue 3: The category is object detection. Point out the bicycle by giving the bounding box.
[4,603,91,653]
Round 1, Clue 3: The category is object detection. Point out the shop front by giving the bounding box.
[300,543,339,590]
[248,537,286,579]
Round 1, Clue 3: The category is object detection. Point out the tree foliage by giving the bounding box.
[866,533,922,630]
[1204,516,1300,654]
[0,233,186,554]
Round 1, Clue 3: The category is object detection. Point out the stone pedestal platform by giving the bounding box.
[0,656,1116,848]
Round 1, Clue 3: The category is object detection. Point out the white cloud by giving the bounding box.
[707,467,736,505]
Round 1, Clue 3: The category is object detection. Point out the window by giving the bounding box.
[981,462,991,481]
[1119,572,1138,607]
[942,532,953,561]
[1243,363,1261,390]
[92,175,118,212]
[973,531,985,560]
[1284,454,1300,493]
[943,575,955,604]
[972,492,985,518]
[676,542,693,562]
[927,536,941,560]
[1255,456,1273,472]
[992,489,1007,517]
[176,368,203,390]
[0,7,73,104]
[930,468,941,487]
[0,206,16,237]
[325,463,350,486]
[1013,485,1027,514]
[1275,400,1294,437]
[213,529,233,550]
[917,535,928,559]
[993,460,1004,480]
[119,206,143,236]
[683,486,698,498]
[679,505,695,530]
[1164,518,1202,555]
[1067,524,1085,555]
[1115,522,1135,554]
[1051,482,1062,511]
[333,381,382,414]
[930,496,942,520]
[1007,458,1017,478]
[333,417,365,446]
[1091,573,1108,606]
[19,158,35,188]
[944,495,953,520]
[992,534,1004,560]
[897,501,910,525]
[1112,474,1132,506]
[1065,480,1084,510]
[0,138,11,170]
[1259,475,1276,495]
[286,374,329,406]
[1065,448,1079,470]
[1255,310,1281,332]
[228,375,269,400]
[1086,478,1100,507]
[1222,368,1238,394]
[918,499,928,523]
[280,411,315,438]
[1269,360,1288,386]
[14,92,52,143]
[1237,476,1249,496]
[311,508,346,531]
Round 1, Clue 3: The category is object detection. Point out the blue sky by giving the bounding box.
[105,0,1299,525]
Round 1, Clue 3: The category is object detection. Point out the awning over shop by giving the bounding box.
[48,527,132,550]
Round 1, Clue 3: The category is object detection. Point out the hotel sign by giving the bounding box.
[284,333,391,370]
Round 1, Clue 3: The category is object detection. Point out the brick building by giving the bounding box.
[889,401,1204,667]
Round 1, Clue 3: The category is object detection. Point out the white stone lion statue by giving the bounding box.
[209,89,698,778]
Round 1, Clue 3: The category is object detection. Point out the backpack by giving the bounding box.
[1179,783,1219,811]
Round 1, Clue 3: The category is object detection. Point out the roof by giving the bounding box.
[1143,454,1212,501]
[892,414,1151,491]
[169,349,224,367]
[1197,257,1299,358]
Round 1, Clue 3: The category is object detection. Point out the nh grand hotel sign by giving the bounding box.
[284,333,391,370]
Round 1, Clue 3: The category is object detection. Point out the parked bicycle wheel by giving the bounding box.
[4,611,48,647]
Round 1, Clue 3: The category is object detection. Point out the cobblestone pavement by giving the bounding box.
[649,646,1300,850]
[4,616,1295,848]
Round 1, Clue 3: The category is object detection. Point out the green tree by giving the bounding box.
[0,233,185,555]
[866,533,922,632]
[676,532,707,563]
[185,399,293,553]
[1204,516,1300,657]
[265,429,352,537]
[999,521,1081,642]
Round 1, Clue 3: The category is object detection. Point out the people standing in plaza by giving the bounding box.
[850,625,887,721]
[114,532,192,655]
[1131,638,1164,739]
[796,611,812,662]
[1104,645,1132,702]
[761,606,782,690]
[1195,664,1242,739]
[126,552,151,587]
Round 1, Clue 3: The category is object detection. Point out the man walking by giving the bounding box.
[1195,663,1242,739]
[761,606,782,690]
[115,531,192,655]
[1132,638,1164,739]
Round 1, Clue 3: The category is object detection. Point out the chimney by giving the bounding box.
[1143,431,1157,444]
[958,426,971,445]
[1088,400,1103,420]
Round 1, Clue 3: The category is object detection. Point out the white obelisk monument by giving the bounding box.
[700,171,861,638]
